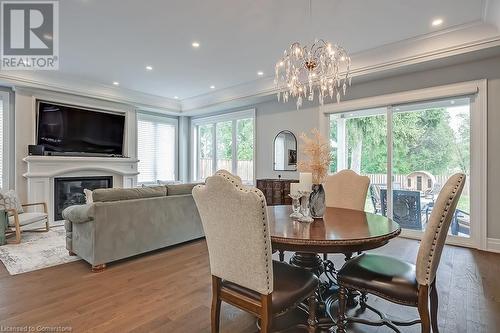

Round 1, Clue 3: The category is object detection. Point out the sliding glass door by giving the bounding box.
[391,98,470,237]
[330,108,387,215]
[329,96,472,241]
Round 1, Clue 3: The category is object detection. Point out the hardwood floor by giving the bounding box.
[0,237,499,332]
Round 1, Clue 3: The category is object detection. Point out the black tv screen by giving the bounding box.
[37,101,125,156]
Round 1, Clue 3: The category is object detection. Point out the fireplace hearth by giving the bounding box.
[54,176,113,220]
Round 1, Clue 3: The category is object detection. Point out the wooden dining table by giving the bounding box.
[267,205,401,331]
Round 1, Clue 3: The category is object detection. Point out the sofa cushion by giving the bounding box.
[167,183,202,196]
[8,212,48,226]
[93,186,167,202]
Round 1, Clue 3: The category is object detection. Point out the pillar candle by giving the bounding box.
[290,182,301,196]
[299,172,313,191]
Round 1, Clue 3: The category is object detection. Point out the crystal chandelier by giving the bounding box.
[274,3,352,109]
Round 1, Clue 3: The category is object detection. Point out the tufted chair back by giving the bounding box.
[324,169,370,211]
[416,173,466,286]
[192,173,273,295]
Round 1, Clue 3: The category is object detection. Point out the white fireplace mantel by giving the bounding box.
[23,155,139,221]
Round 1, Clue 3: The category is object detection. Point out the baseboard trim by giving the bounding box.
[487,238,500,253]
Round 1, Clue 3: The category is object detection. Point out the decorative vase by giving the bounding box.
[309,184,325,218]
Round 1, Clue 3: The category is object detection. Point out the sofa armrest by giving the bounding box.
[62,204,95,224]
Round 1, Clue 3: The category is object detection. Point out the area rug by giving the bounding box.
[0,223,80,275]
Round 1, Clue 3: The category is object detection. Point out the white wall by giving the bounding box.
[14,88,138,203]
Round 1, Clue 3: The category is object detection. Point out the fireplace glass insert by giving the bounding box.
[54,176,113,220]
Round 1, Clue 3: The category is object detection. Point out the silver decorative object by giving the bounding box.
[298,190,314,223]
[289,193,303,219]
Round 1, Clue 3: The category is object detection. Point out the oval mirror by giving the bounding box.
[273,130,297,171]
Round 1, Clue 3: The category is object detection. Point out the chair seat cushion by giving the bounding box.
[8,212,48,226]
[221,261,318,314]
[338,253,419,304]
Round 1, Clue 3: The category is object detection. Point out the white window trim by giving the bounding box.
[319,80,487,251]
[137,112,179,184]
[0,91,10,189]
[191,109,256,183]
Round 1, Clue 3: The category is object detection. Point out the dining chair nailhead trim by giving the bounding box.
[216,173,272,294]
[423,175,464,284]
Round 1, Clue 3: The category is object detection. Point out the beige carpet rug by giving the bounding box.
[0,223,80,275]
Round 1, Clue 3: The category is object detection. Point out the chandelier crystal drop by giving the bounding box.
[275,39,352,109]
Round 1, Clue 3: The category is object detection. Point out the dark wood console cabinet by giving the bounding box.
[256,179,299,206]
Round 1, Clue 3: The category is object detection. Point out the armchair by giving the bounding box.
[1,190,49,244]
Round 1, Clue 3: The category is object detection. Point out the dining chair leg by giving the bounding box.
[211,276,222,333]
[260,294,273,333]
[13,213,21,244]
[337,285,347,333]
[417,285,431,333]
[430,280,439,333]
[279,250,285,262]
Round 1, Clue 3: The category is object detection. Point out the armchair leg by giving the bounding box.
[13,213,21,244]
[418,285,431,333]
[211,276,221,333]
[430,280,439,333]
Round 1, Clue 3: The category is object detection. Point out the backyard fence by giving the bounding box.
[365,173,470,196]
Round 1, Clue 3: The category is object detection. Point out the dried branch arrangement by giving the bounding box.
[298,128,332,184]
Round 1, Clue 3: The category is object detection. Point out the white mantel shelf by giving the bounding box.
[23,155,139,221]
[23,155,139,178]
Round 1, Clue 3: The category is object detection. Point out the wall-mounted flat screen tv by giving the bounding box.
[36,100,125,156]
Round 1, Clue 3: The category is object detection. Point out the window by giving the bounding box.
[0,91,10,190]
[192,109,255,184]
[137,113,177,184]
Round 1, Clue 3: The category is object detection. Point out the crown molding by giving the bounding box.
[181,22,500,115]
[0,72,182,114]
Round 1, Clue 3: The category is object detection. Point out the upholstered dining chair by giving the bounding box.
[323,169,370,261]
[323,169,370,211]
[336,173,466,333]
[0,190,49,244]
[193,173,319,333]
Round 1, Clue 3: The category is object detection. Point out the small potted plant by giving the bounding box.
[298,128,331,218]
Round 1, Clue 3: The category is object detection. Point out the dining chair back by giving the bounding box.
[193,173,273,295]
[415,173,466,286]
[324,169,370,211]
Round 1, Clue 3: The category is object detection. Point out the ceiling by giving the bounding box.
[41,1,492,97]
[2,0,500,112]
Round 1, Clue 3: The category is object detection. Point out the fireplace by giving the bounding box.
[54,176,113,220]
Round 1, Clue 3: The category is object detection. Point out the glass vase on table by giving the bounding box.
[289,193,303,219]
[298,190,314,223]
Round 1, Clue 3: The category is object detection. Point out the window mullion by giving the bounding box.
[386,106,393,219]
[212,123,217,175]
[232,119,237,174]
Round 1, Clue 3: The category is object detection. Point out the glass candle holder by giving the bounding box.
[289,194,303,219]
[298,190,314,223]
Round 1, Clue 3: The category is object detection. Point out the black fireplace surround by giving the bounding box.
[54,176,113,220]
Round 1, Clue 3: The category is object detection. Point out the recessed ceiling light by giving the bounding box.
[210,85,215,89]
[112,81,119,86]
[145,65,153,71]
[174,96,179,99]
[432,18,443,27]
[257,71,264,76]
[192,42,200,48]
[450,100,455,104]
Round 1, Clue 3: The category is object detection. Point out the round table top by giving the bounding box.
[268,205,401,253]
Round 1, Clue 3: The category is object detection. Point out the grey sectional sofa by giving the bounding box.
[62,184,204,272]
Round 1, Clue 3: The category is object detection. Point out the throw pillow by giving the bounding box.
[0,190,24,214]
[83,189,93,204]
